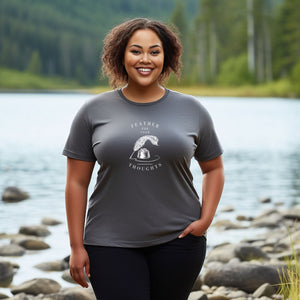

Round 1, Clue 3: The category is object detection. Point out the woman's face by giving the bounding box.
[123,29,164,88]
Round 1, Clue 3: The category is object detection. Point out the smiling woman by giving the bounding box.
[63,18,224,300]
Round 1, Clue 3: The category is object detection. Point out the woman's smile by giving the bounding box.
[123,28,164,88]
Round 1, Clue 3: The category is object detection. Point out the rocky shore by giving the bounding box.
[1,187,300,299]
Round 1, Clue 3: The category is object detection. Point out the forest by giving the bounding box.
[0,0,299,96]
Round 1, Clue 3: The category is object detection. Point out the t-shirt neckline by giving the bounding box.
[117,88,169,106]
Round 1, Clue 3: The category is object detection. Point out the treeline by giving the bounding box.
[0,0,299,92]
[171,0,299,91]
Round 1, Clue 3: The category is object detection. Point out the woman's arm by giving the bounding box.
[65,157,95,287]
[179,155,224,238]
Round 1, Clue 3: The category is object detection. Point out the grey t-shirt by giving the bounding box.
[63,89,223,247]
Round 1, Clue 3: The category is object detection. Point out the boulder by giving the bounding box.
[2,186,29,202]
[203,262,282,293]
[234,244,269,261]
[41,218,62,226]
[11,278,61,296]
[0,260,14,287]
[19,239,50,250]
[251,212,283,228]
[19,225,50,237]
[206,244,238,263]
[0,244,26,256]
[35,259,69,272]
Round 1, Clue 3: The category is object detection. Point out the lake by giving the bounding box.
[0,92,300,290]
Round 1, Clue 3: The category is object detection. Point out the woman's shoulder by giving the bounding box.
[167,89,207,111]
[85,90,119,107]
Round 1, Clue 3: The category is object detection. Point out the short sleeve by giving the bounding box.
[62,103,96,162]
[194,106,223,162]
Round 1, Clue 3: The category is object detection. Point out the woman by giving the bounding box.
[63,18,224,300]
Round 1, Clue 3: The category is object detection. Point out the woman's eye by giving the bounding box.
[131,50,140,55]
[151,51,160,55]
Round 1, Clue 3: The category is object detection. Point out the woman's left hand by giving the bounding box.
[178,219,208,238]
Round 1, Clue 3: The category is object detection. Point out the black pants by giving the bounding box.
[85,234,206,300]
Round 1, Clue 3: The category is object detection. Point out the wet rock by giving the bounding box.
[19,225,50,237]
[11,278,61,296]
[234,244,269,261]
[203,262,282,293]
[253,283,276,298]
[35,259,69,272]
[0,244,26,256]
[2,186,29,202]
[0,260,14,287]
[41,218,62,226]
[259,197,271,203]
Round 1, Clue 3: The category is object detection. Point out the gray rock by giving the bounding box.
[11,236,50,250]
[251,212,283,228]
[11,278,61,296]
[3,293,35,299]
[2,186,29,202]
[234,244,269,261]
[203,262,282,293]
[0,260,14,287]
[20,239,50,250]
[220,205,234,213]
[35,260,69,272]
[206,244,238,263]
[206,294,230,300]
[19,225,50,237]
[59,286,96,300]
[188,291,208,300]
[226,290,248,298]
[41,218,62,226]
[259,197,271,203]
[253,283,275,298]
[0,244,26,256]
[61,269,76,284]
[0,292,9,299]
[212,220,246,230]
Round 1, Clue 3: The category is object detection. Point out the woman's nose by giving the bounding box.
[140,53,150,63]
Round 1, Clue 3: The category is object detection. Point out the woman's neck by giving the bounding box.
[122,83,165,103]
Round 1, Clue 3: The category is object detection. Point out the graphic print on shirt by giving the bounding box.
[129,121,162,172]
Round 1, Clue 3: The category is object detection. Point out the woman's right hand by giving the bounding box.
[69,246,90,288]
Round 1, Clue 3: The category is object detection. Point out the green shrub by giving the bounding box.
[217,54,254,86]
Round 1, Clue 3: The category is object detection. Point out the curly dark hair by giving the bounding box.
[101,18,182,88]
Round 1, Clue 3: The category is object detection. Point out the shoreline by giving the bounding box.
[1,200,299,299]
[1,82,299,99]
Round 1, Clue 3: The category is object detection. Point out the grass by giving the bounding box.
[1,67,299,98]
[277,232,300,299]
[0,67,82,90]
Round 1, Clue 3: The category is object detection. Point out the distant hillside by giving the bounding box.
[0,0,198,85]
